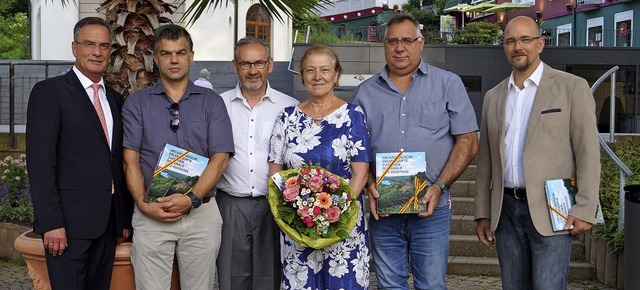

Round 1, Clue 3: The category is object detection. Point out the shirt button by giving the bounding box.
[251,186,255,189]
[401,130,405,134]
[251,119,254,122]
[250,169,254,172]
[402,97,406,100]
[400,148,405,152]
[250,136,253,138]
[250,152,253,155]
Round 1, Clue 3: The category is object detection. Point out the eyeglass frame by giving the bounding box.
[502,36,542,47]
[169,102,180,132]
[235,59,269,70]
[74,40,111,51]
[383,37,423,46]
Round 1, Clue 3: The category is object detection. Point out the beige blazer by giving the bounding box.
[475,64,601,237]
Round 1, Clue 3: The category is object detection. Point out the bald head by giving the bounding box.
[502,16,545,76]
[504,16,540,37]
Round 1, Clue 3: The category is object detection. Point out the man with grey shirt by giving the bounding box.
[353,14,478,289]
[217,37,298,290]
[122,24,233,289]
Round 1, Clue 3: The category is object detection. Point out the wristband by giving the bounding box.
[434,180,448,191]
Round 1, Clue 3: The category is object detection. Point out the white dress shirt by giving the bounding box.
[503,61,544,188]
[73,66,113,149]
[217,83,299,197]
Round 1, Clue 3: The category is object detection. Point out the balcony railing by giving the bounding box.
[295,25,637,47]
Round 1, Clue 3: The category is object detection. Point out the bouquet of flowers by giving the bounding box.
[267,163,358,249]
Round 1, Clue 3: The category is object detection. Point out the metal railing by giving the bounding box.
[294,25,637,47]
[0,61,74,148]
[591,66,633,232]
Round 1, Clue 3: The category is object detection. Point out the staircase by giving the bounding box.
[446,162,596,280]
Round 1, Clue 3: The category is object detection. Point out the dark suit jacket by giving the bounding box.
[475,64,601,237]
[26,70,133,239]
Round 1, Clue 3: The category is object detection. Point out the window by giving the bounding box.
[615,11,633,47]
[246,4,271,45]
[586,17,604,47]
[512,0,534,5]
[557,23,572,46]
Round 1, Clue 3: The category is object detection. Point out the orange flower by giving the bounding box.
[286,177,300,188]
[316,192,332,209]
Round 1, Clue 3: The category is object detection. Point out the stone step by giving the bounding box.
[451,197,475,216]
[450,215,477,235]
[449,235,586,261]
[446,256,596,281]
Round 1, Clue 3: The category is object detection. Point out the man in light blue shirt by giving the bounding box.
[353,14,478,289]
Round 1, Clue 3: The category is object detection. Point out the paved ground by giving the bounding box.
[1,259,615,290]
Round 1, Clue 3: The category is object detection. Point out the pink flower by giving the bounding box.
[282,186,299,202]
[326,206,341,223]
[308,176,324,192]
[298,206,311,218]
[313,206,322,215]
[327,175,340,192]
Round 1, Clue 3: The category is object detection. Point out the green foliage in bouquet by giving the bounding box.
[268,163,358,249]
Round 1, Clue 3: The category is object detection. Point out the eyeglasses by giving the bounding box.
[75,41,111,51]
[236,60,268,70]
[383,37,422,46]
[169,102,180,132]
[503,36,542,47]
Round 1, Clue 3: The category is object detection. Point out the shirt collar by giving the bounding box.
[508,61,544,90]
[231,82,277,104]
[379,60,428,83]
[149,80,202,102]
[72,66,104,90]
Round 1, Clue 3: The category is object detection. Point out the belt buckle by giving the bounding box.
[513,188,526,199]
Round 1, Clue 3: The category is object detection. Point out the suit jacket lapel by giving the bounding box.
[496,79,509,165]
[64,71,110,147]
[525,64,555,145]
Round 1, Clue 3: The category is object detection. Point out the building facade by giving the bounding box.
[29,0,293,61]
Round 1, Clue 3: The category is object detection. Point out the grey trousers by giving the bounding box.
[216,190,281,290]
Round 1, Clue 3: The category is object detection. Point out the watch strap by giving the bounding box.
[434,180,448,191]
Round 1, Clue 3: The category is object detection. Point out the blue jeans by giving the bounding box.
[495,194,572,290]
[369,193,450,290]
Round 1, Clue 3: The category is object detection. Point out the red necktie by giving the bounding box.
[91,83,114,194]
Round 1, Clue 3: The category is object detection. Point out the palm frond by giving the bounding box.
[181,0,332,27]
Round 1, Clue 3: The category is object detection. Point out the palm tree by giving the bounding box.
[88,0,327,97]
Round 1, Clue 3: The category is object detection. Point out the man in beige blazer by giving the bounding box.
[475,16,600,289]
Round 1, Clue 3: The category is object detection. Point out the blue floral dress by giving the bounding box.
[269,103,371,290]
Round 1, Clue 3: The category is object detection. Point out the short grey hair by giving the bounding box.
[199,69,210,79]
[73,17,112,41]
[383,14,422,39]
[234,37,271,60]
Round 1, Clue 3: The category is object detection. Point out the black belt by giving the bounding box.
[504,187,527,200]
[202,196,212,204]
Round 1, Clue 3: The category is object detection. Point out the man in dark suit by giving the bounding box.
[26,17,133,290]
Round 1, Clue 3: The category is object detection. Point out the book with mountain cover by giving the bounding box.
[544,177,604,231]
[375,152,427,214]
[145,144,209,202]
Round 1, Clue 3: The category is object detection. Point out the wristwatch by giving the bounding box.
[186,192,202,209]
[434,180,449,191]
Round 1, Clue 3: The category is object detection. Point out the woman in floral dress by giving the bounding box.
[268,44,371,289]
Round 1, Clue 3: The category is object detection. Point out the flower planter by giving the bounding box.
[14,231,180,290]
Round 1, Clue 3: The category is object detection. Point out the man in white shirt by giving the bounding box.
[194,68,214,90]
[217,37,299,290]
